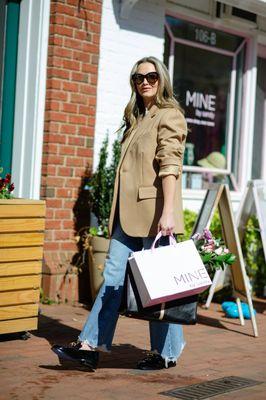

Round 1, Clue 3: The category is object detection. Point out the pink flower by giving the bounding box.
[203,228,212,241]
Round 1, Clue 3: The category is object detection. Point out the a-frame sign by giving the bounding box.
[236,180,266,261]
[192,184,258,337]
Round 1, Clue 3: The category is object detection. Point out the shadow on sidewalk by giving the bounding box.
[32,314,145,371]
[197,314,255,337]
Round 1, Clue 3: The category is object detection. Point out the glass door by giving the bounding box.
[165,15,246,190]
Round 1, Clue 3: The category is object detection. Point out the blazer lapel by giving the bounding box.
[118,104,159,170]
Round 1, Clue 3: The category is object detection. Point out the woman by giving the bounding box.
[52,56,188,371]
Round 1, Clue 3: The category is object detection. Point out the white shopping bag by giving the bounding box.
[128,232,212,308]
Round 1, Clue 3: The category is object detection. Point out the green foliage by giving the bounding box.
[242,215,266,297]
[39,288,56,305]
[89,135,121,237]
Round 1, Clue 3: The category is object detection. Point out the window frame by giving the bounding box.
[164,12,251,191]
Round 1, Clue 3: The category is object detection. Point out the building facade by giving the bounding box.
[0,0,266,302]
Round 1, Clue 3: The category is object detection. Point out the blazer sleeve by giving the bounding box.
[155,108,187,178]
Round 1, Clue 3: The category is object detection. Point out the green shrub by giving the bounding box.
[88,135,121,237]
[242,215,266,297]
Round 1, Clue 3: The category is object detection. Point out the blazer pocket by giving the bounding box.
[138,186,163,200]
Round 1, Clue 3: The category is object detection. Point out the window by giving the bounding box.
[165,16,246,190]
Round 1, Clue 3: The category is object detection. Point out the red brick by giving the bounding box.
[66,157,84,167]
[46,199,63,208]
[43,143,58,154]
[53,25,74,38]
[69,115,87,125]
[46,165,57,176]
[79,105,95,116]
[64,16,83,29]
[46,177,65,187]
[78,126,94,136]
[62,59,81,71]
[70,93,88,104]
[82,43,98,53]
[81,63,97,74]
[67,178,81,187]
[48,56,63,68]
[56,188,73,198]
[49,35,63,46]
[60,124,77,134]
[47,67,70,80]
[62,81,79,92]
[63,220,74,229]
[79,83,96,95]
[48,133,67,144]
[46,89,67,101]
[50,14,64,25]
[74,30,91,41]
[57,166,73,177]
[46,111,68,123]
[67,136,85,146]
[59,145,75,155]
[76,147,93,157]
[45,220,61,230]
[62,102,78,113]
[56,3,75,17]
[53,46,73,59]
[64,199,75,208]
[54,209,72,219]
[46,100,60,111]
[60,242,76,251]
[44,241,60,251]
[71,72,89,83]
[46,80,62,90]
[54,230,72,240]
[64,37,83,50]
[47,155,64,165]
[73,51,91,63]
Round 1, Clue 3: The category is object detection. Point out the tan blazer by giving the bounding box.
[108,104,187,237]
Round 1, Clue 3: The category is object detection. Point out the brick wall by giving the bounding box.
[42,0,102,303]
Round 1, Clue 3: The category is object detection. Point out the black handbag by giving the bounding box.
[120,266,198,325]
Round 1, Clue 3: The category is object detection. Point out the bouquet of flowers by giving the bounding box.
[192,228,236,272]
[0,171,15,199]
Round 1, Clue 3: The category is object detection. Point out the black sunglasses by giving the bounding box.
[132,72,159,85]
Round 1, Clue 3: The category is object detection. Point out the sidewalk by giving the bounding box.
[1,301,265,400]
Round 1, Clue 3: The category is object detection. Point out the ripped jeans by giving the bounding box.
[78,220,186,365]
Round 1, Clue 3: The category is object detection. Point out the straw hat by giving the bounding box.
[197,152,226,169]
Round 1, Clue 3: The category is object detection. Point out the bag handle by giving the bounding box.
[151,231,177,250]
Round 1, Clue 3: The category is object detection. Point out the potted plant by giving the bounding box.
[0,170,46,336]
[85,136,121,300]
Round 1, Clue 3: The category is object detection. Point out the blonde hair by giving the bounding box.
[121,56,183,141]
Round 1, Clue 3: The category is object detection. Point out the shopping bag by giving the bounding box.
[119,267,198,325]
[128,232,212,308]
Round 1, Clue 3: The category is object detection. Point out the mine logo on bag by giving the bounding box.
[174,267,210,287]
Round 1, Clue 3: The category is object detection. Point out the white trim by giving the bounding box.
[12,0,50,199]
[238,36,258,189]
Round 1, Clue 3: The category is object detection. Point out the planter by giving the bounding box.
[88,235,110,301]
[0,199,46,335]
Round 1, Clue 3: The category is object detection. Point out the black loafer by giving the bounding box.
[51,343,99,371]
[137,353,176,370]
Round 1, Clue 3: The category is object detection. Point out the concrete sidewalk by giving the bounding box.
[0,301,265,400]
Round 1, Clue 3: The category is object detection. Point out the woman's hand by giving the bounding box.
[157,210,175,236]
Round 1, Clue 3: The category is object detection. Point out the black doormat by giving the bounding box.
[160,376,263,399]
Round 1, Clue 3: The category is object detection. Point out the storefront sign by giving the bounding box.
[185,90,216,127]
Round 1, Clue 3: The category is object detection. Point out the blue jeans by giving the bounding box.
[78,220,186,365]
